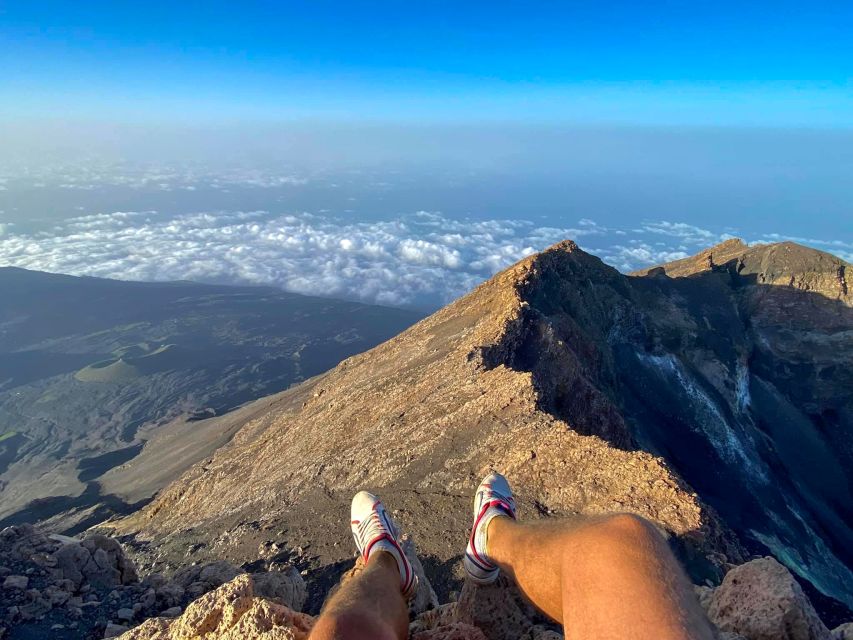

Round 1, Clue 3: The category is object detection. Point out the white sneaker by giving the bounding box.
[350,490,417,598]
[464,471,517,584]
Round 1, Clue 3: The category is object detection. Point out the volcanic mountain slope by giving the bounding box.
[113,239,852,614]
[0,268,422,532]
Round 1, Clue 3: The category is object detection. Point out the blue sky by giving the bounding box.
[2,0,852,125]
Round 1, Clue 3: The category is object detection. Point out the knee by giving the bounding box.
[589,513,664,547]
[310,610,398,640]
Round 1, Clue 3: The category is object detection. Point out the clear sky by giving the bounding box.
[2,0,852,125]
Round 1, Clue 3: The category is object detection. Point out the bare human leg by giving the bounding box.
[486,513,716,640]
[308,550,408,640]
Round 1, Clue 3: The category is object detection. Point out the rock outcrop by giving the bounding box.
[0,523,305,640]
[118,574,314,640]
[705,557,832,640]
[114,554,851,640]
[4,516,853,639]
[115,570,557,640]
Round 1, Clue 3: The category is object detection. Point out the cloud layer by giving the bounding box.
[0,209,849,308]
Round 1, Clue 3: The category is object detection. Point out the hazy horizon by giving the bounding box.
[1,2,850,308]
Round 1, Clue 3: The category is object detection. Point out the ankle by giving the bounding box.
[484,513,513,564]
[369,548,400,572]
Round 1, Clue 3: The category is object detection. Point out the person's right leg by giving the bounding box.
[466,473,715,640]
[308,551,408,640]
[309,491,416,640]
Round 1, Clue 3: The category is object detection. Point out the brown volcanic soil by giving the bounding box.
[108,239,853,616]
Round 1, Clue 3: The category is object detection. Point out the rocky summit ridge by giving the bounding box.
[2,238,851,640]
[112,239,851,608]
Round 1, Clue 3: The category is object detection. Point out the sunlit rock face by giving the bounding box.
[115,239,852,616]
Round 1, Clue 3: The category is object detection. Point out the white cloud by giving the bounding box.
[0,210,572,307]
[0,210,846,308]
[641,221,716,241]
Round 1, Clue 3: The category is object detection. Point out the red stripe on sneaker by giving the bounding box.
[468,499,515,568]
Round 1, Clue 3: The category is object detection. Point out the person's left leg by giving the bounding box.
[309,491,416,640]
[308,550,408,640]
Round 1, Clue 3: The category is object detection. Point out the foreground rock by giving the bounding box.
[117,553,853,640]
[4,521,852,640]
[118,574,314,640]
[705,557,832,640]
[0,524,305,640]
[117,571,558,640]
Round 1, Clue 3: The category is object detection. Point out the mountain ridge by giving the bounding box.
[106,237,853,617]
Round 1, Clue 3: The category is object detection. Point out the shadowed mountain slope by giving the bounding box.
[0,268,423,530]
[113,239,852,614]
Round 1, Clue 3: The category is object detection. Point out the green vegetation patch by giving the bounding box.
[0,430,18,442]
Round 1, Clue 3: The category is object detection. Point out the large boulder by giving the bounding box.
[707,557,831,640]
[250,566,307,612]
[53,535,138,588]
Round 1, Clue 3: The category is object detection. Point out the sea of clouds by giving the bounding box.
[0,209,849,308]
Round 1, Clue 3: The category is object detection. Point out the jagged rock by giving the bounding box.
[707,557,831,640]
[173,560,242,590]
[117,574,314,639]
[402,536,440,616]
[43,584,71,606]
[83,536,139,585]
[2,575,28,590]
[695,584,715,611]
[136,587,156,611]
[155,581,185,608]
[411,602,458,633]
[410,587,561,640]
[833,623,853,640]
[53,536,137,588]
[251,566,307,611]
[528,628,563,640]
[161,606,182,617]
[454,576,543,640]
[142,573,168,589]
[1,524,57,563]
[411,623,488,640]
[53,543,90,587]
[105,622,129,638]
[116,607,134,621]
